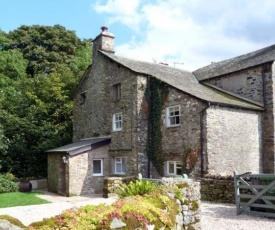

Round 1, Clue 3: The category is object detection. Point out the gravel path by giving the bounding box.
[201,201,275,230]
[0,193,275,229]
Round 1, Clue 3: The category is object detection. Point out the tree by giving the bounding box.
[0,25,92,178]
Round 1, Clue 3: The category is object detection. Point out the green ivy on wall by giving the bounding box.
[147,77,168,176]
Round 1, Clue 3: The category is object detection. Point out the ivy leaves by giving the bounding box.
[147,78,168,176]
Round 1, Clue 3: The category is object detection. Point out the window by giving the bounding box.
[167,161,182,176]
[166,105,180,127]
[113,83,121,101]
[93,159,103,176]
[113,113,122,131]
[115,157,126,174]
[79,91,87,104]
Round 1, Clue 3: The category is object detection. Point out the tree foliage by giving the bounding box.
[0,25,92,178]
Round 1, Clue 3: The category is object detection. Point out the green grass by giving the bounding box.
[0,192,50,208]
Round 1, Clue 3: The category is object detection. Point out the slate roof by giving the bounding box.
[46,136,110,156]
[101,51,263,110]
[193,44,275,81]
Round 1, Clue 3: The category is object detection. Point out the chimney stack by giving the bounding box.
[92,26,115,54]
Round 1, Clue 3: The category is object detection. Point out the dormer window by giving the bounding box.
[113,83,121,101]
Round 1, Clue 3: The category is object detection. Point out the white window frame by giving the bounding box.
[93,159,103,176]
[113,113,122,131]
[113,83,121,101]
[166,105,180,127]
[167,161,182,176]
[115,157,126,174]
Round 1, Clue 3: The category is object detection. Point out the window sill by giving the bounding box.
[166,124,180,128]
[112,173,126,176]
[112,129,122,132]
[93,174,103,177]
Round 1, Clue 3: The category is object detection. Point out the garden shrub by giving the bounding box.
[116,179,157,198]
[0,173,18,193]
[30,189,180,229]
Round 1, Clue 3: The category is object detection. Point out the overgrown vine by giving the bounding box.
[147,77,168,176]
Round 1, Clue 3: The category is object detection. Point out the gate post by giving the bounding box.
[234,171,240,215]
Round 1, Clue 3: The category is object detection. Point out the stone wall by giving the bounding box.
[104,177,201,229]
[161,86,207,177]
[201,178,235,203]
[47,152,67,195]
[69,145,110,195]
[73,51,140,176]
[103,176,137,198]
[206,65,264,104]
[205,63,275,173]
[203,106,262,176]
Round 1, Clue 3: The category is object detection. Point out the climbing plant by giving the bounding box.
[147,77,168,176]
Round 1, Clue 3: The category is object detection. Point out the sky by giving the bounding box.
[1,0,275,71]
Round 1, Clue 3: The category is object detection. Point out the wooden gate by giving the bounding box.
[234,171,275,218]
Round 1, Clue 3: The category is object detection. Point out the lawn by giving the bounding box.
[0,192,50,208]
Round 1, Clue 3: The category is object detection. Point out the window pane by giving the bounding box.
[113,113,122,131]
[176,162,182,175]
[167,106,180,126]
[114,84,121,101]
[168,162,175,174]
[93,160,102,174]
[121,158,126,173]
[116,163,122,173]
[115,158,125,174]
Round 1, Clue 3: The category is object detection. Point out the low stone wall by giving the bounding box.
[201,178,235,203]
[162,178,201,229]
[104,177,201,229]
[103,176,137,198]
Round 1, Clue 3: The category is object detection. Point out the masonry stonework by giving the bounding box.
[48,153,67,195]
[205,63,275,173]
[161,87,207,177]
[204,106,262,176]
[49,28,275,196]
[206,66,264,104]
[68,145,110,195]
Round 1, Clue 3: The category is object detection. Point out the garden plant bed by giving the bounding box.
[0,192,50,208]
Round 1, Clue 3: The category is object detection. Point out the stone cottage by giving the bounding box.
[47,26,274,196]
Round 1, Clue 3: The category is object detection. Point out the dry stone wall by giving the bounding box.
[104,177,201,229]
[201,178,235,203]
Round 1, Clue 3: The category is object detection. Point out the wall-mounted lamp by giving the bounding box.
[62,156,69,164]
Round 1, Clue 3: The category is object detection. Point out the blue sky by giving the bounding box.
[1,0,275,70]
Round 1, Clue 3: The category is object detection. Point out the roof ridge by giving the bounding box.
[193,43,275,81]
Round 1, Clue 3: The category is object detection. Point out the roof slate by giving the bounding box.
[47,136,110,155]
[193,44,275,81]
[101,51,262,110]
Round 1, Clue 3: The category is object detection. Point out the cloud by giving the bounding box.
[92,0,275,71]
[93,0,142,31]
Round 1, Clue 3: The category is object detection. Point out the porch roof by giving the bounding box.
[46,136,110,156]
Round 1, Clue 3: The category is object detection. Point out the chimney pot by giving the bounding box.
[101,26,108,32]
